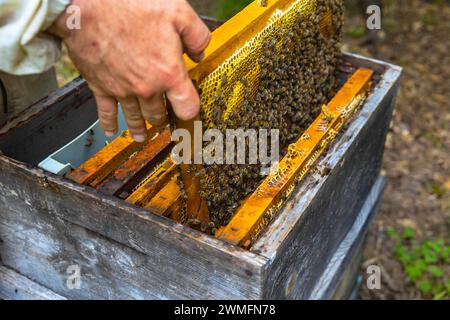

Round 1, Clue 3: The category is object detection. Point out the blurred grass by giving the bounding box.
[215,0,253,20]
[55,47,79,87]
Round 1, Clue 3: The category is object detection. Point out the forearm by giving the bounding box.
[0,0,71,75]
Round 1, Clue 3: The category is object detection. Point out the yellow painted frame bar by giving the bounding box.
[144,177,182,217]
[216,68,374,247]
[185,0,296,83]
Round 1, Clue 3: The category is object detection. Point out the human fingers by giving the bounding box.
[93,90,119,137]
[138,94,168,127]
[119,96,147,142]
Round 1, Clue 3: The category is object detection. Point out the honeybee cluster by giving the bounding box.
[199,0,344,227]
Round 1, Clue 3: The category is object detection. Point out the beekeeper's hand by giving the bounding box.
[49,0,210,142]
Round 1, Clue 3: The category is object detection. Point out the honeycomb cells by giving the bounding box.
[196,0,344,226]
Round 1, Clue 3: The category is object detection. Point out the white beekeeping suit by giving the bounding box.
[0,0,71,126]
[0,0,70,74]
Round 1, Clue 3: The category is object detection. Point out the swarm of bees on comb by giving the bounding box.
[186,0,345,228]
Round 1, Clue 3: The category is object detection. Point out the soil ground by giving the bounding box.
[343,0,450,299]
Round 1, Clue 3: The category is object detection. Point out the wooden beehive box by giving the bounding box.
[0,14,401,299]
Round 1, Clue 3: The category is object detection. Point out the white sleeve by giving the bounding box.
[0,0,71,75]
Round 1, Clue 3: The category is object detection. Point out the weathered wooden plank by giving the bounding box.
[0,78,98,165]
[310,176,385,300]
[0,156,267,299]
[0,199,170,300]
[0,265,67,300]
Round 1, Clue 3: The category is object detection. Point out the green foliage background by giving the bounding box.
[215,0,253,20]
[387,227,450,299]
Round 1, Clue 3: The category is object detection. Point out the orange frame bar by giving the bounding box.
[67,124,157,186]
[97,129,172,197]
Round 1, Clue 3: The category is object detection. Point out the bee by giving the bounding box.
[221,73,228,86]
[323,115,334,123]
[258,0,268,7]
[212,107,223,122]
[240,76,248,87]
[85,129,95,147]
[187,219,201,227]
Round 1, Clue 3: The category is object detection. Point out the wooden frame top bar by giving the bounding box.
[185,0,296,82]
